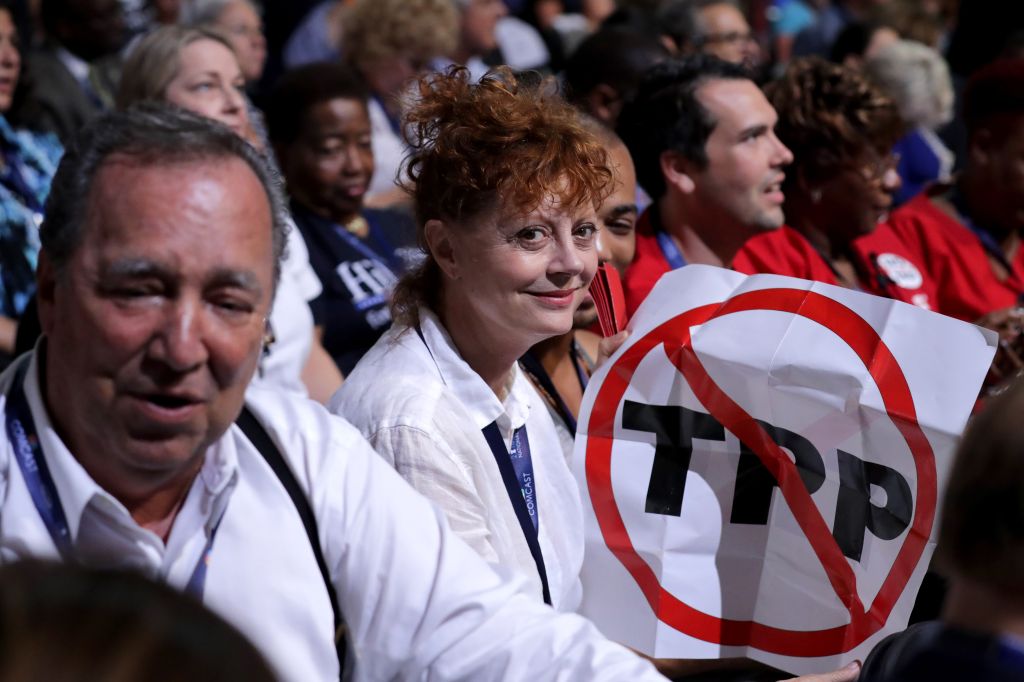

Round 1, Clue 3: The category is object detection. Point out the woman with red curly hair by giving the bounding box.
[330,66,612,611]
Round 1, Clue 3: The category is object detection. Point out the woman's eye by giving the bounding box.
[513,226,547,245]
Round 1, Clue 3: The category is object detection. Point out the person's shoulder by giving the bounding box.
[889,190,955,230]
[734,225,826,281]
[242,383,368,455]
[330,326,449,432]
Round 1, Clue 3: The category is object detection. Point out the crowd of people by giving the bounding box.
[0,0,1021,680]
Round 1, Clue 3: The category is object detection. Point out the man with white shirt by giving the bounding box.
[0,104,665,681]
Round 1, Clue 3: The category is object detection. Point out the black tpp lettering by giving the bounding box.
[621,400,913,562]
[620,400,725,516]
[832,449,913,562]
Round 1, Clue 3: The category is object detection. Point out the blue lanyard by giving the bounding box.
[413,324,552,604]
[5,363,223,599]
[649,206,686,269]
[655,230,687,270]
[480,421,551,605]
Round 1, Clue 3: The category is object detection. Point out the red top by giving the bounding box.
[886,190,1024,321]
[734,224,936,310]
[623,208,673,317]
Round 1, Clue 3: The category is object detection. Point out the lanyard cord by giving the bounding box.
[5,362,225,599]
[415,325,552,604]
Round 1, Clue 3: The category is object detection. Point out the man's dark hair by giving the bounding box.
[265,61,370,148]
[962,57,1024,134]
[564,28,669,109]
[616,53,751,199]
[658,0,742,51]
[41,104,289,284]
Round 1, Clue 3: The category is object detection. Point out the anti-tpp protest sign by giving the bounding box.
[573,265,996,675]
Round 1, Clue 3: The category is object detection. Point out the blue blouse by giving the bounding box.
[0,115,62,319]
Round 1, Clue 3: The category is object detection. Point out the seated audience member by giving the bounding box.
[458,0,510,69]
[182,0,266,88]
[563,26,670,128]
[282,0,347,68]
[733,57,935,309]
[116,26,342,400]
[522,120,637,439]
[331,65,611,612]
[657,0,761,70]
[12,0,125,143]
[0,2,62,364]
[828,21,898,70]
[0,104,666,681]
[859,377,1024,681]
[267,63,418,375]
[341,0,459,207]
[886,58,1024,362]
[769,0,817,70]
[616,54,793,315]
[864,40,955,207]
[0,561,276,682]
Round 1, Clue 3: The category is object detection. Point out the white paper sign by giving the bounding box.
[573,265,996,675]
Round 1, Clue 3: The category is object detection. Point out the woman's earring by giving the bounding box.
[810,188,822,204]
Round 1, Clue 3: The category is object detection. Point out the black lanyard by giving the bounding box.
[519,348,588,434]
[480,421,551,605]
[415,325,552,604]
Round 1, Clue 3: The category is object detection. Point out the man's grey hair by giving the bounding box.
[41,104,289,284]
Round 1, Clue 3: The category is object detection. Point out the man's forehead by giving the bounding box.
[83,155,274,256]
[89,155,270,216]
[697,78,775,129]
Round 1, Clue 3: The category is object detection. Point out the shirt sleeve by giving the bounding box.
[298,407,666,681]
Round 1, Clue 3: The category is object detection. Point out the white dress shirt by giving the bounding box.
[366,97,406,200]
[330,308,586,612]
[253,220,322,397]
[0,351,665,682]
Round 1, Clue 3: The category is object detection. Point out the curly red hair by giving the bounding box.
[392,66,613,325]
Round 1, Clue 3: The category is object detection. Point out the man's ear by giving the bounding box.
[423,218,459,280]
[585,84,622,127]
[660,150,697,195]
[36,250,57,336]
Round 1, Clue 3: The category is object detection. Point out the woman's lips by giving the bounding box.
[526,288,578,308]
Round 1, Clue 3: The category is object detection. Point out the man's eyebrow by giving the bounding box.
[102,258,171,279]
[101,261,264,295]
[738,123,770,139]
[208,268,264,295]
[606,204,638,219]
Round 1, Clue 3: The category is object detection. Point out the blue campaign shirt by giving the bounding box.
[291,202,419,374]
[0,116,62,319]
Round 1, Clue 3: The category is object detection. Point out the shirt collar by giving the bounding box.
[22,350,240,543]
[54,45,90,84]
[417,307,532,433]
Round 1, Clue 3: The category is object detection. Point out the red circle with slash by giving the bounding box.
[583,288,936,656]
